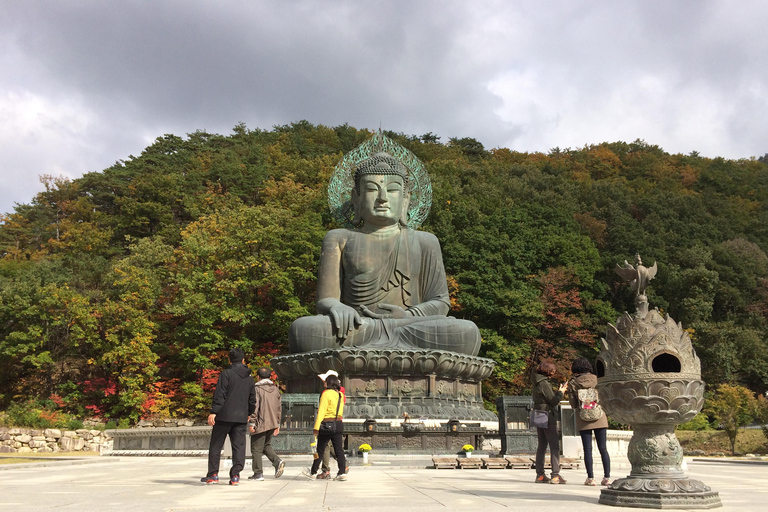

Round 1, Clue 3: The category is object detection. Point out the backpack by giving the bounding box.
[577,388,604,421]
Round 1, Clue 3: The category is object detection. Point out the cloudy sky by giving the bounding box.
[2,1,767,215]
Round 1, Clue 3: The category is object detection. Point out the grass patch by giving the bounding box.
[0,458,38,465]
[0,451,100,464]
[677,429,768,455]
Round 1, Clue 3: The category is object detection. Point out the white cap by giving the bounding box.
[317,370,339,381]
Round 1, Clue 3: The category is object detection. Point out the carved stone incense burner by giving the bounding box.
[596,255,721,509]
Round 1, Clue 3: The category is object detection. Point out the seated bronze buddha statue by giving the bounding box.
[289,149,480,356]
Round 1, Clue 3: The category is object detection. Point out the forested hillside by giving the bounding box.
[2,122,768,421]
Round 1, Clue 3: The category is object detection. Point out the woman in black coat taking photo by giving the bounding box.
[531,359,568,484]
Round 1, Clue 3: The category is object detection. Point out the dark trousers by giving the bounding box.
[536,417,560,477]
[580,427,610,479]
[250,428,280,475]
[207,421,247,478]
[310,421,346,476]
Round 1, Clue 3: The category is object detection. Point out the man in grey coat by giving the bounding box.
[247,367,285,480]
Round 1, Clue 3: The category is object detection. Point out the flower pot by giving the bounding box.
[362,452,369,463]
[464,451,472,458]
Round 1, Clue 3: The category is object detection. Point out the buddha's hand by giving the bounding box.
[329,303,362,339]
[360,303,407,319]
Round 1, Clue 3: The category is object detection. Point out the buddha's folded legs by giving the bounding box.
[289,315,481,356]
[389,317,481,356]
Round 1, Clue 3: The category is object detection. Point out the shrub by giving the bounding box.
[677,413,712,431]
[65,418,84,430]
[4,401,59,429]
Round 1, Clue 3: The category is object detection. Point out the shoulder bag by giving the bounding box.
[318,391,342,434]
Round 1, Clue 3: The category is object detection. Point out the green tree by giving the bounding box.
[705,384,758,455]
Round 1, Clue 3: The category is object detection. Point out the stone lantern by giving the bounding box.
[595,255,721,509]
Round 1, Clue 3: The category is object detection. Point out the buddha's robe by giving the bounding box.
[289,228,481,355]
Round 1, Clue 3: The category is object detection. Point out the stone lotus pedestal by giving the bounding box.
[271,347,496,422]
[596,298,721,509]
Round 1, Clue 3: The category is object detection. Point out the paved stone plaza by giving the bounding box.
[0,456,764,512]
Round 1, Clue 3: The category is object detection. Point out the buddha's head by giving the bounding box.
[351,152,410,228]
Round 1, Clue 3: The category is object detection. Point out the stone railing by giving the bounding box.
[0,427,113,454]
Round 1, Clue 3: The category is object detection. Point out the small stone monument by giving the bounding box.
[596,254,721,509]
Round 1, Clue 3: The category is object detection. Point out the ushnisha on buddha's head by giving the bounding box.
[351,152,410,228]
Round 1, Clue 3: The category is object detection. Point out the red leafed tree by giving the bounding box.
[528,267,597,383]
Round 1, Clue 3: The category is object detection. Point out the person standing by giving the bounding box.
[531,360,568,485]
[302,374,347,481]
[567,356,611,486]
[247,367,285,481]
[201,348,256,486]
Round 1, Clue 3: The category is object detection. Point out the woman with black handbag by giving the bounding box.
[531,359,568,484]
[302,374,347,481]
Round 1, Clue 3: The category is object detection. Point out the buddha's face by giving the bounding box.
[355,174,406,228]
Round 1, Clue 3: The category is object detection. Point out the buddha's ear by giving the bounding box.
[399,189,410,227]
[351,187,363,227]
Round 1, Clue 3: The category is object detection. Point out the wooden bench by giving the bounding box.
[530,456,581,470]
[504,456,533,469]
[560,457,581,469]
[432,457,458,469]
[457,456,484,469]
[481,457,509,469]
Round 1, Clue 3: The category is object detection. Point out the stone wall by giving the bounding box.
[0,427,113,454]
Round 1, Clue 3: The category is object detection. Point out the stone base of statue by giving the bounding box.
[271,348,496,421]
[598,425,721,509]
[600,488,722,510]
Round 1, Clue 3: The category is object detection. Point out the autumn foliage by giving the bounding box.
[2,123,768,421]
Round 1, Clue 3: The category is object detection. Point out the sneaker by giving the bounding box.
[316,471,331,480]
[301,467,315,480]
[248,473,264,481]
[334,473,347,481]
[535,474,550,483]
[601,478,612,486]
[229,475,240,486]
[550,475,567,485]
[200,473,219,484]
[275,459,285,478]
[584,478,596,486]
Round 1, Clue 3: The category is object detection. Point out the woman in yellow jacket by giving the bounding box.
[303,374,347,481]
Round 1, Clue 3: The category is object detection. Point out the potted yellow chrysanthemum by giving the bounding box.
[462,444,474,457]
[359,443,372,463]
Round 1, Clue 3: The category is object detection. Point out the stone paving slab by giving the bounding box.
[0,456,764,512]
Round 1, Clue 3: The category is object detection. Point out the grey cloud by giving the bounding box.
[1,0,768,215]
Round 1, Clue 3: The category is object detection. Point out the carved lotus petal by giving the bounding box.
[366,354,385,374]
[344,355,367,373]
[391,354,414,374]
[659,387,681,403]
[414,354,438,374]
[271,359,293,380]
[436,353,456,374]
[449,358,468,378]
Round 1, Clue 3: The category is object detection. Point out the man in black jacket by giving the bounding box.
[201,348,256,486]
